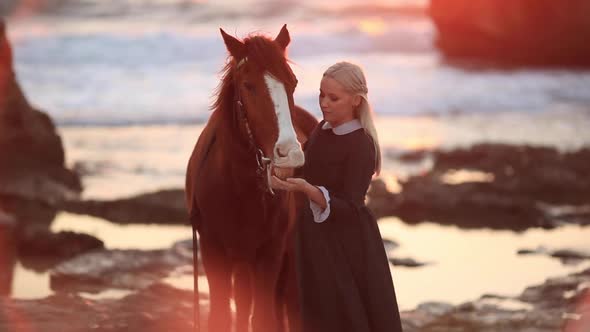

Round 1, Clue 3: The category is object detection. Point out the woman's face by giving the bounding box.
[319,76,359,127]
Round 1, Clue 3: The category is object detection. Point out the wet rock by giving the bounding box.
[403,268,590,332]
[171,238,197,261]
[368,144,590,231]
[16,228,104,270]
[0,283,201,332]
[396,176,544,230]
[517,247,547,256]
[432,144,590,206]
[518,246,590,265]
[61,189,188,225]
[367,178,398,219]
[71,160,115,177]
[552,249,590,261]
[539,204,590,227]
[519,270,589,311]
[382,238,400,252]
[50,239,195,293]
[429,0,590,67]
[389,257,429,268]
[396,149,431,163]
[0,20,81,212]
[400,301,455,331]
[417,301,455,316]
[0,194,58,229]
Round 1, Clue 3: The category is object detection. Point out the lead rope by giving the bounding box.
[192,224,200,332]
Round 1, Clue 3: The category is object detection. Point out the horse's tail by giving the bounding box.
[192,224,201,332]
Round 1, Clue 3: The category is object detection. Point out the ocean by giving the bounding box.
[5,0,590,125]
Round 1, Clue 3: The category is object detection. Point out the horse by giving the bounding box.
[185,25,318,332]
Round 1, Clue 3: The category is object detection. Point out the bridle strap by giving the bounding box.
[232,58,275,196]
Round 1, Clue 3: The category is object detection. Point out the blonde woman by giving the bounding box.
[272,62,403,332]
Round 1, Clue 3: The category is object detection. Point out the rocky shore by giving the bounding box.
[368,144,590,231]
[1,248,587,331]
[402,267,590,332]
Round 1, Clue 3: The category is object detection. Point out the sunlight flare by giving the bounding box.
[358,18,387,36]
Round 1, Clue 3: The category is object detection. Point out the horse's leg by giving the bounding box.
[233,262,252,332]
[279,245,301,332]
[275,251,289,332]
[281,195,302,332]
[201,237,232,332]
[251,242,284,332]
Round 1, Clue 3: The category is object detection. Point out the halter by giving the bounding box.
[233,57,275,196]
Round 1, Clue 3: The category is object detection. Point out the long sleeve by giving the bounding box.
[309,186,331,223]
[322,134,375,224]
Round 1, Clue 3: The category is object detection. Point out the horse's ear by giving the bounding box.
[220,28,246,60]
[274,24,290,51]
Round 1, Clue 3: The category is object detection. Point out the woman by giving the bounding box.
[272,62,403,332]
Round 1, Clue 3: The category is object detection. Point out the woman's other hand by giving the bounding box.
[271,176,310,193]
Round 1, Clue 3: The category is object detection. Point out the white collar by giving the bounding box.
[322,119,363,135]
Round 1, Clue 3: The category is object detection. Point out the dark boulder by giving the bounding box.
[61,189,188,225]
[432,144,590,205]
[0,20,82,213]
[369,144,590,230]
[17,228,104,271]
[429,0,590,67]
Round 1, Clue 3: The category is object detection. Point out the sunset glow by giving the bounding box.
[358,18,387,36]
[398,135,440,150]
[441,170,495,185]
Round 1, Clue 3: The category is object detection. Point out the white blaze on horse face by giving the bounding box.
[264,73,304,168]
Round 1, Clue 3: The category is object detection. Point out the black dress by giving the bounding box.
[296,121,403,332]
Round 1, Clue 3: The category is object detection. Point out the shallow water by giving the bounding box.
[8,212,190,300]
[379,218,590,310]
[9,212,590,311]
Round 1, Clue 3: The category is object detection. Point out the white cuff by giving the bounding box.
[309,186,331,223]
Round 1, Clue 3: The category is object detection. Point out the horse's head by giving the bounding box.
[219,25,304,172]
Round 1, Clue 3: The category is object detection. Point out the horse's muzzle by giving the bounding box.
[273,146,304,169]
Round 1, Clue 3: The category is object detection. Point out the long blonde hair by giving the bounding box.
[323,61,381,175]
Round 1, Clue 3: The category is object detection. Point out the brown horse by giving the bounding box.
[185,25,317,332]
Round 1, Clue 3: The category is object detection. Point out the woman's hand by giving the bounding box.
[271,176,311,193]
[271,176,328,209]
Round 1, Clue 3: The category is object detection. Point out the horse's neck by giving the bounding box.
[208,111,260,191]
